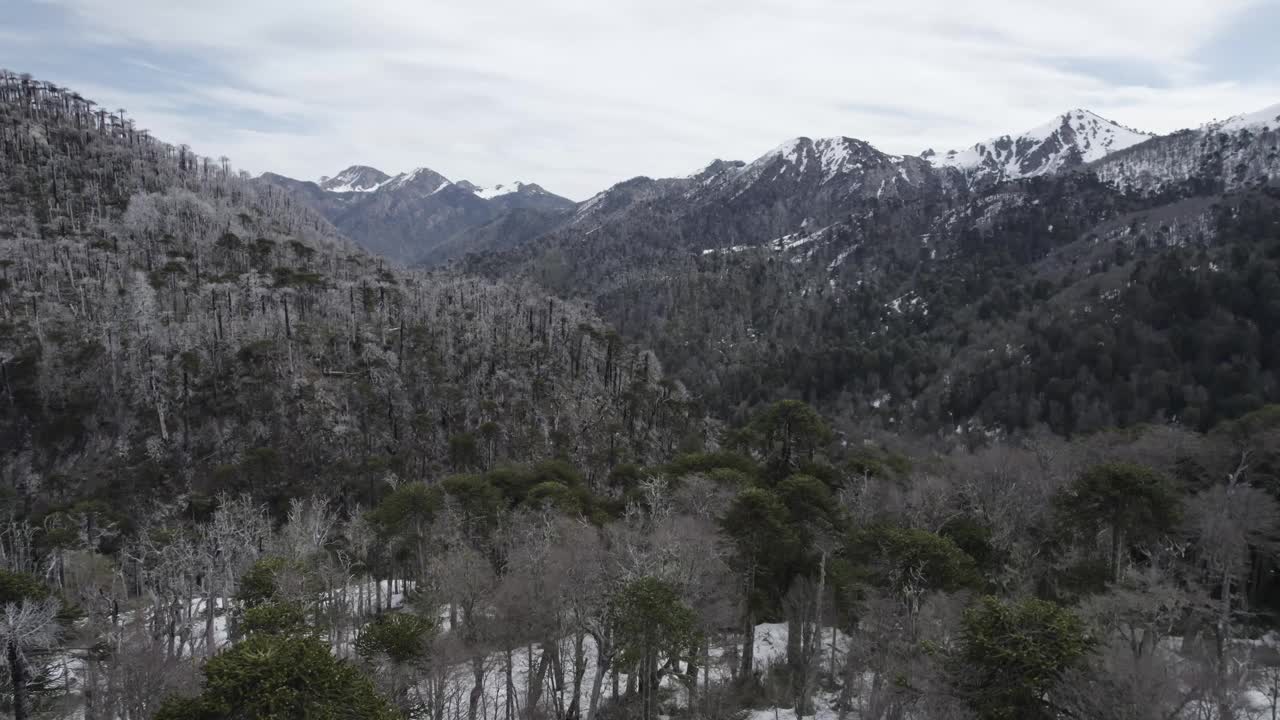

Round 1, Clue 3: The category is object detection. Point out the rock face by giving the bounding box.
[260,165,575,265]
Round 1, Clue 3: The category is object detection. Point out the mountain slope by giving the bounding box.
[464,103,1280,437]
[319,165,391,192]
[924,109,1153,186]
[259,166,576,265]
[0,73,694,520]
[1093,102,1280,194]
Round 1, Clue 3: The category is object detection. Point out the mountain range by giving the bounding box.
[265,105,1277,269]
[259,164,575,265]
[251,100,1280,436]
[8,65,1280,720]
[453,102,1280,436]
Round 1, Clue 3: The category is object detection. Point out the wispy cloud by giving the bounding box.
[2,0,1277,199]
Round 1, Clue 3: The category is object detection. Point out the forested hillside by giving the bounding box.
[462,112,1280,440]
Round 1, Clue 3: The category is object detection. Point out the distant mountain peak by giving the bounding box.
[928,109,1153,183]
[383,167,452,194]
[320,165,391,193]
[741,135,893,187]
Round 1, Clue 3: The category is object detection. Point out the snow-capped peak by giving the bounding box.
[383,167,451,193]
[928,109,1153,182]
[319,165,391,193]
[472,181,528,200]
[1206,102,1280,134]
[748,136,888,182]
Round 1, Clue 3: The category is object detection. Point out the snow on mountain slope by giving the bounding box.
[383,166,452,194]
[1094,101,1280,195]
[472,181,527,199]
[319,165,392,193]
[926,109,1153,184]
[740,136,898,186]
[1208,102,1280,134]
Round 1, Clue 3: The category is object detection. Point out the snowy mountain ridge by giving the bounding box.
[754,136,897,182]
[924,108,1154,185]
[318,164,392,193]
[318,166,561,203]
[1206,102,1280,134]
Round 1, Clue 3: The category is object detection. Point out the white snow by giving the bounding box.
[701,244,752,255]
[929,109,1152,180]
[383,167,448,193]
[473,181,528,200]
[745,137,879,183]
[815,138,867,179]
[886,291,927,315]
[1208,102,1280,134]
[768,138,809,169]
[828,245,855,271]
[324,181,383,193]
[322,172,393,194]
[773,230,820,251]
[319,166,396,193]
[573,191,607,219]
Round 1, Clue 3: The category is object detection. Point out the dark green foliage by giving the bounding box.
[355,612,436,665]
[850,525,978,595]
[271,266,326,288]
[607,463,645,492]
[750,400,831,474]
[153,634,397,720]
[954,596,1093,720]
[939,515,997,570]
[608,577,701,720]
[236,557,308,609]
[0,570,49,605]
[720,488,798,611]
[441,474,503,515]
[448,432,480,470]
[776,474,842,561]
[367,483,443,538]
[665,451,760,480]
[1054,462,1181,582]
[526,480,586,514]
[609,577,700,667]
[240,602,309,637]
[844,446,912,482]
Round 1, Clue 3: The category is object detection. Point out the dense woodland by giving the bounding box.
[464,141,1280,442]
[4,70,1280,720]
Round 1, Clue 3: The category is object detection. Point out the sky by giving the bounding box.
[3,0,1279,200]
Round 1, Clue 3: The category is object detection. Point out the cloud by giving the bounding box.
[3,0,1277,199]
